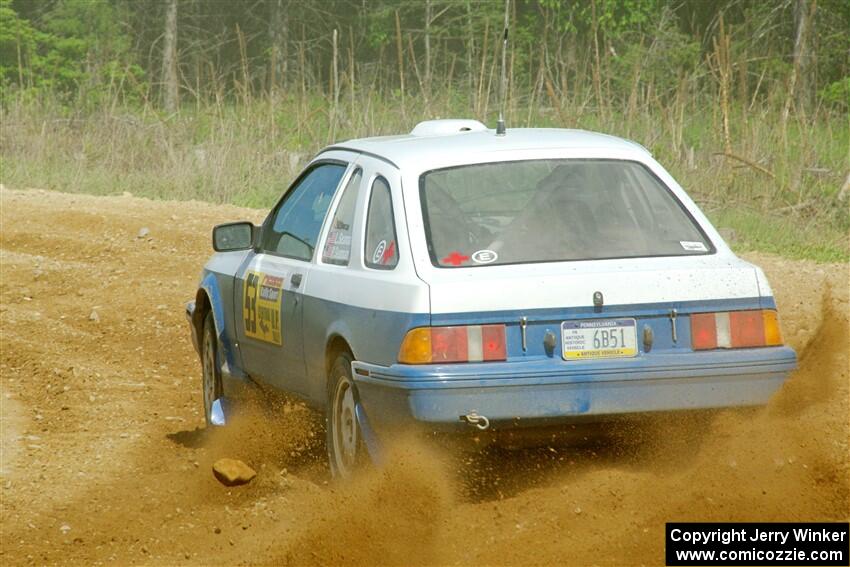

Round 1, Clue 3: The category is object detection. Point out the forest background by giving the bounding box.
[1,0,847,260]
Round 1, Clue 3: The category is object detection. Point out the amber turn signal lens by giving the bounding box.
[762,309,784,346]
[398,327,432,364]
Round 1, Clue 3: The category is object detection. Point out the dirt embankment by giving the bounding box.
[1,187,848,566]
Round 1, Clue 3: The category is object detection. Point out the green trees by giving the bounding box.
[1,0,142,103]
[0,0,846,113]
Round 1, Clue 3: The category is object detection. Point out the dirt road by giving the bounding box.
[1,187,847,566]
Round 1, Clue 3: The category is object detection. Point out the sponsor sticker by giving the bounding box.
[471,249,498,264]
[372,240,386,264]
[441,251,470,266]
[242,271,283,345]
[323,229,352,262]
[680,241,708,252]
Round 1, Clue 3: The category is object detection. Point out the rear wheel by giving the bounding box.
[201,311,222,426]
[326,352,362,478]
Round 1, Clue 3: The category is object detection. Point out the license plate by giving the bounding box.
[561,318,638,360]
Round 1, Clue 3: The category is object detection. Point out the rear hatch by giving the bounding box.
[424,255,764,360]
[413,155,767,360]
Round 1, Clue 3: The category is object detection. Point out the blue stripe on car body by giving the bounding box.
[300,294,430,405]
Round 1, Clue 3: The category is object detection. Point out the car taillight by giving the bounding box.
[691,309,783,350]
[398,325,507,364]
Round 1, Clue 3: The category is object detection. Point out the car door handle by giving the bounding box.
[291,273,303,288]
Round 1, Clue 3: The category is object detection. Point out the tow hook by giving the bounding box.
[460,412,490,431]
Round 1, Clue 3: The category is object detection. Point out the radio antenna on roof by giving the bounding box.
[496,0,510,136]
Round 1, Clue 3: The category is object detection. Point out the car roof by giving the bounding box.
[324,122,651,170]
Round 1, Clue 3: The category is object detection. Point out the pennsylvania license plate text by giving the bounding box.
[562,318,638,360]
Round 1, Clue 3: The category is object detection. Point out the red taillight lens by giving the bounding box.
[430,326,468,363]
[690,310,783,350]
[398,324,507,364]
[729,310,765,347]
[481,325,507,361]
[691,312,718,350]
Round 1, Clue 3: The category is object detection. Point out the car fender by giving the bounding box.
[198,270,246,383]
[324,319,356,359]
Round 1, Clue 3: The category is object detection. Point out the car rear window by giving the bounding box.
[420,159,712,268]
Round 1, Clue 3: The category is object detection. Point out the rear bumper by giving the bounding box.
[352,347,797,433]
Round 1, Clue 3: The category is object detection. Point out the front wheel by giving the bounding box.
[201,311,222,426]
[326,352,363,478]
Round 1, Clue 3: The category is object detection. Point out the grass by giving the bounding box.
[1,90,847,262]
[709,208,848,262]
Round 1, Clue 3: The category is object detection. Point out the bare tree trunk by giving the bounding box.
[331,28,339,139]
[792,0,817,112]
[476,19,489,117]
[590,0,604,120]
[162,0,179,112]
[424,0,432,100]
[466,1,474,98]
[299,24,307,102]
[348,26,355,116]
[395,10,405,119]
[713,13,732,155]
[782,0,817,140]
[269,0,287,94]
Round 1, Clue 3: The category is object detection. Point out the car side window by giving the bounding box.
[262,163,347,261]
[364,176,399,270]
[321,168,362,265]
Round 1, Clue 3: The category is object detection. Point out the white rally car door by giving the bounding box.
[235,159,352,395]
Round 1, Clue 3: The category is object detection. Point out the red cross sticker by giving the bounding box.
[441,251,470,266]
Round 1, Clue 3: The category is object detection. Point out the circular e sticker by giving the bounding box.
[471,249,498,264]
[372,240,387,264]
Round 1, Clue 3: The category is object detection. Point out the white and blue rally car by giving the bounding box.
[186,119,797,477]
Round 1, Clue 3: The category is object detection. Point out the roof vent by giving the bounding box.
[410,119,487,137]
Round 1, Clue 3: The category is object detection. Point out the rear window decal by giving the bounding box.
[442,251,470,266]
[372,240,387,264]
[472,249,498,264]
[680,241,708,252]
[323,229,352,262]
[381,240,396,264]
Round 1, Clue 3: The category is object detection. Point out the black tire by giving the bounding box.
[325,352,363,478]
[201,311,223,426]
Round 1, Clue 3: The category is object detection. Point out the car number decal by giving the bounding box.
[242,271,283,345]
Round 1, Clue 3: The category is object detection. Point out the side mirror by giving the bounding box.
[212,221,255,252]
